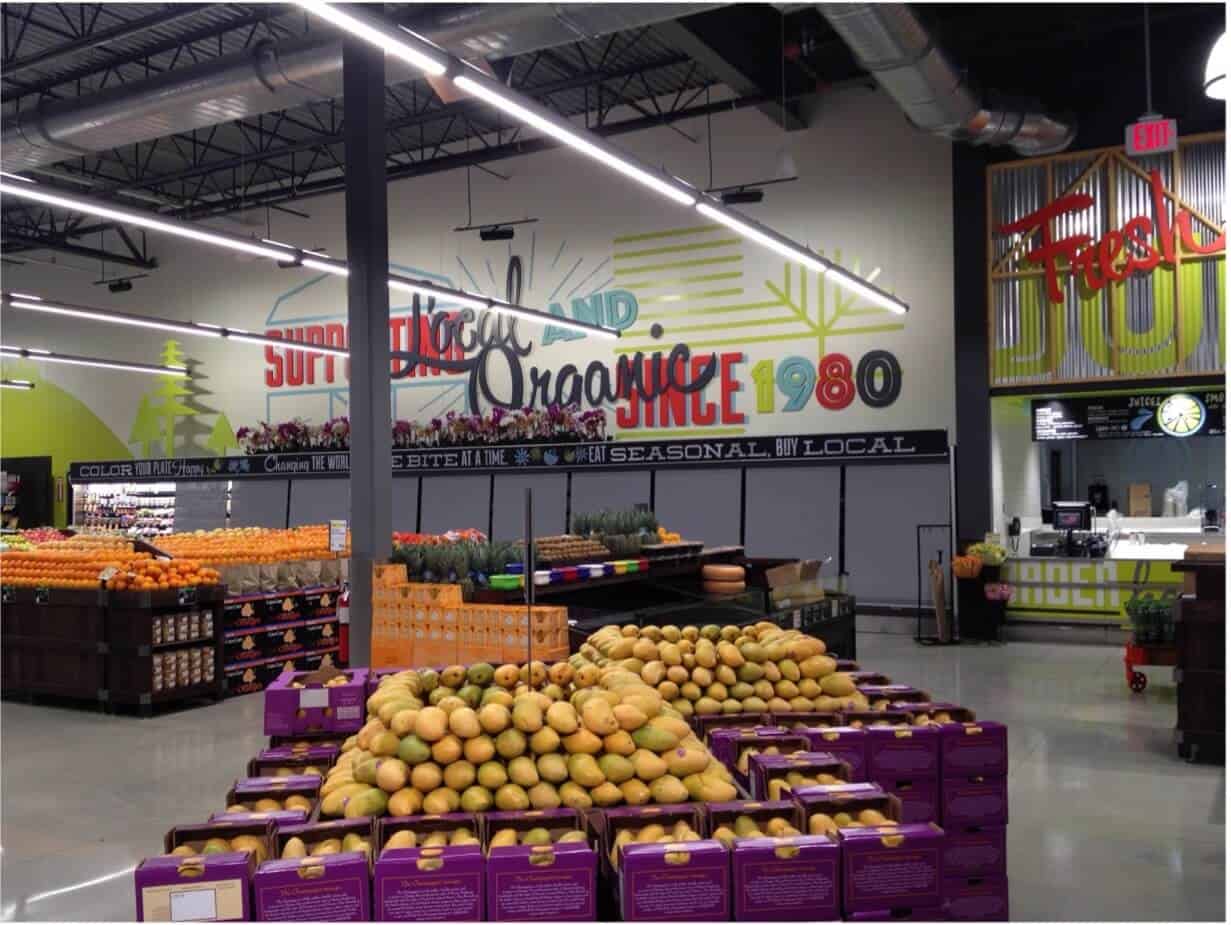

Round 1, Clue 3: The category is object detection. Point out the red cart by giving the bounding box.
[1124,642,1177,692]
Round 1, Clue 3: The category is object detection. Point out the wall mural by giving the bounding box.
[256,223,908,444]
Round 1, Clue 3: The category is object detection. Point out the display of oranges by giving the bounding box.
[157,525,347,566]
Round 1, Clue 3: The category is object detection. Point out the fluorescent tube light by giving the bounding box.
[454,74,697,208]
[0,171,34,183]
[2,294,351,358]
[296,0,448,76]
[0,181,291,262]
[1,345,188,377]
[865,267,882,282]
[826,268,908,315]
[0,379,34,390]
[696,201,830,276]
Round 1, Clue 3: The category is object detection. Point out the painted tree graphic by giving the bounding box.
[128,395,162,457]
[206,413,239,456]
[153,341,195,456]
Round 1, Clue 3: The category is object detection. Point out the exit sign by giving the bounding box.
[1125,117,1178,156]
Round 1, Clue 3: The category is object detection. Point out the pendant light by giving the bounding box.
[1205,32,1227,100]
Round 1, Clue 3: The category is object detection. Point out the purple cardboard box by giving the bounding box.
[946,876,1009,921]
[841,822,946,915]
[765,711,842,731]
[941,723,1008,778]
[874,776,941,824]
[841,710,913,730]
[848,671,892,686]
[791,782,901,830]
[798,726,868,781]
[164,819,278,860]
[226,775,320,817]
[135,852,255,922]
[694,712,769,743]
[209,810,309,827]
[731,835,840,921]
[943,826,1006,879]
[486,841,596,921]
[749,751,850,800]
[247,744,338,778]
[726,732,811,791]
[846,906,947,921]
[263,667,368,736]
[595,805,706,882]
[254,852,370,921]
[858,685,931,707]
[865,725,941,778]
[374,814,484,921]
[619,840,731,922]
[376,845,484,922]
[941,776,1008,828]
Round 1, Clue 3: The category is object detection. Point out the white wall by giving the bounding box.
[2,87,954,457]
[991,397,1042,536]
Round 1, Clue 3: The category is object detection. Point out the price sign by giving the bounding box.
[329,520,347,553]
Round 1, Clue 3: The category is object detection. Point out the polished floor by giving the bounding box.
[1,634,1224,921]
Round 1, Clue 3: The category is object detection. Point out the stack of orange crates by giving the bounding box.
[369,563,568,668]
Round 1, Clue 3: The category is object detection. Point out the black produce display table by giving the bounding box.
[957,565,1006,642]
[1174,550,1225,763]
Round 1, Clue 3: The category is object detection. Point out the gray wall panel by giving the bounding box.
[419,475,492,536]
[846,463,951,605]
[228,479,289,528]
[289,479,349,526]
[655,469,741,547]
[492,473,568,541]
[391,478,420,533]
[744,468,840,565]
[571,471,651,517]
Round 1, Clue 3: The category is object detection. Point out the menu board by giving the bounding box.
[1032,390,1225,441]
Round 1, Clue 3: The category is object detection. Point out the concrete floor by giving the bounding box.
[0,634,1224,922]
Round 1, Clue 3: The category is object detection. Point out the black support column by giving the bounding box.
[343,37,391,668]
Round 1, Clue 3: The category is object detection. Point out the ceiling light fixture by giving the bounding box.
[0,170,34,183]
[0,181,620,338]
[0,379,35,390]
[1,294,352,358]
[1,345,188,377]
[1205,32,1227,100]
[479,226,516,241]
[295,0,448,76]
[294,2,909,313]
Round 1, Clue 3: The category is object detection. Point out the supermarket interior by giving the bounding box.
[0,3,1225,923]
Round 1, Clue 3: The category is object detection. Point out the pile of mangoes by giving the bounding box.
[224,795,314,814]
[321,656,740,818]
[608,819,705,866]
[574,622,865,716]
[711,814,803,845]
[282,833,372,860]
[806,808,895,834]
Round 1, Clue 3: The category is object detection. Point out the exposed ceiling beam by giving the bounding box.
[654,10,808,131]
[1,230,158,269]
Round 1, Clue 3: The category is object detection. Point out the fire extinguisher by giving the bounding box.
[338,582,350,667]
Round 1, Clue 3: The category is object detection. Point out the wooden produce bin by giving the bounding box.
[106,585,225,714]
[0,586,108,702]
[1174,544,1225,764]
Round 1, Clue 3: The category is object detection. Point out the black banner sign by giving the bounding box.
[1032,390,1224,441]
[69,429,949,483]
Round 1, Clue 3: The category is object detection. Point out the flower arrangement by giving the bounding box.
[237,405,608,455]
[984,582,1014,602]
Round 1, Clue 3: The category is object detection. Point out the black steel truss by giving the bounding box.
[0,3,788,268]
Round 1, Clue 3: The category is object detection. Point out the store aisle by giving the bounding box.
[0,635,1223,922]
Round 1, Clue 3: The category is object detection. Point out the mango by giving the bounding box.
[557,830,588,844]
[414,707,449,742]
[493,664,520,688]
[858,809,889,825]
[495,728,528,759]
[391,709,420,737]
[423,787,460,814]
[463,734,496,765]
[229,835,267,862]
[597,753,635,784]
[489,828,519,850]
[631,748,669,781]
[508,756,540,788]
[344,787,388,819]
[528,726,561,755]
[410,761,443,792]
[376,758,410,793]
[477,760,509,790]
[447,707,481,740]
[692,697,722,716]
[512,700,544,734]
[523,782,560,810]
[535,752,569,784]
[422,831,449,849]
[580,699,619,736]
[311,838,343,856]
[590,782,623,806]
[443,759,476,791]
[562,729,603,754]
[457,785,492,813]
[383,830,416,853]
[665,746,709,777]
[544,701,578,734]
[521,827,552,846]
[649,775,689,804]
[388,787,422,817]
[396,734,431,766]
[282,837,308,859]
[820,674,855,697]
[630,724,678,752]
[559,781,594,810]
[321,782,370,816]
[494,783,531,811]
[567,753,606,788]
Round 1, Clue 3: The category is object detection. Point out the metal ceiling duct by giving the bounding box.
[1,3,720,174]
[816,3,1076,156]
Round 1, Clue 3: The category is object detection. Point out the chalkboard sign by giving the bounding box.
[1032,390,1224,441]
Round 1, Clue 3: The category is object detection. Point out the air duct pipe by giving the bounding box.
[816,3,1076,156]
[2,3,721,174]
